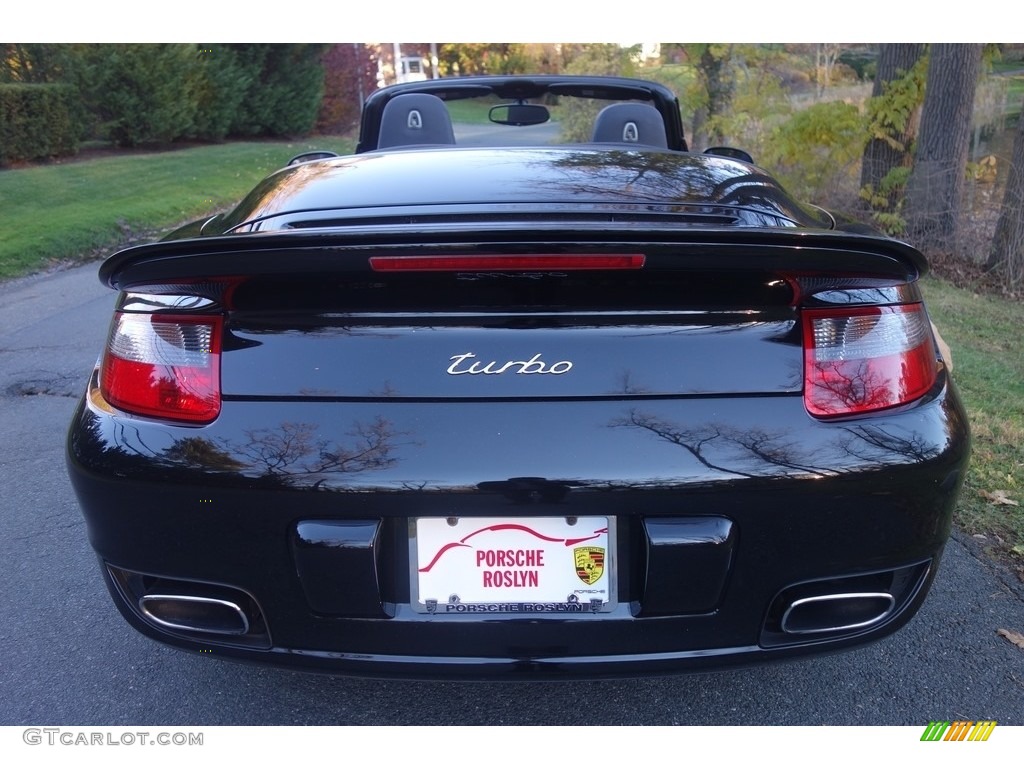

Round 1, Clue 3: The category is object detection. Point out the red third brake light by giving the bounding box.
[100,313,222,423]
[369,254,646,272]
[803,304,937,418]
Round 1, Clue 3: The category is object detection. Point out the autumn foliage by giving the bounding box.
[317,44,377,135]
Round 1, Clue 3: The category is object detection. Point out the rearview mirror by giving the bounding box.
[489,103,550,127]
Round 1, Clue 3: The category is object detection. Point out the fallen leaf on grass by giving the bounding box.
[979,489,1019,506]
[997,629,1024,651]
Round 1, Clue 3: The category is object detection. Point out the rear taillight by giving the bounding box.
[100,312,222,423]
[803,304,937,418]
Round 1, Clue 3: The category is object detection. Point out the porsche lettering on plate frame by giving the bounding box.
[412,517,615,613]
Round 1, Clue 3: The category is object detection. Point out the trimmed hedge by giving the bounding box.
[227,44,326,137]
[1,45,328,158]
[0,83,80,165]
[76,44,199,148]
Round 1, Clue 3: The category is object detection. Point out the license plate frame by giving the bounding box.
[410,516,616,614]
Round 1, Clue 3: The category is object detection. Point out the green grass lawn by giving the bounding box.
[444,96,499,124]
[0,137,354,279]
[922,276,1024,570]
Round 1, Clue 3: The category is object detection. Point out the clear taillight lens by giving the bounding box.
[803,304,937,418]
[100,312,222,423]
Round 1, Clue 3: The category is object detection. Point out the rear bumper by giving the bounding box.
[96,555,938,680]
[68,379,969,679]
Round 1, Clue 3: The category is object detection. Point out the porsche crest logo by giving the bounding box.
[574,546,605,585]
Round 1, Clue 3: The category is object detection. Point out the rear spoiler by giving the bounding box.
[99,227,928,292]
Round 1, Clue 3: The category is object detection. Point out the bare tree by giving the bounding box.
[815,43,844,98]
[904,44,984,247]
[986,99,1024,287]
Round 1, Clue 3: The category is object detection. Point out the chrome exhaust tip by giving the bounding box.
[780,592,895,635]
[106,564,272,649]
[139,594,250,636]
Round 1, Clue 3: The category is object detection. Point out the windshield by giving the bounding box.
[444,94,650,147]
[357,76,688,153]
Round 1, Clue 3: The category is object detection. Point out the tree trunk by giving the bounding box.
[904,44,984,248]
[816,44,843,99]
[690,44,734,150]
[859,43,926,207]
[986,102,1024,287]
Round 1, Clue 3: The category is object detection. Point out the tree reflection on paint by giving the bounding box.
[611,406,941,481]
[222,418,408,484]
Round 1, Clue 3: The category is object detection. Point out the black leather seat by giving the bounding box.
[591,103,668,148]
[377,94,456,149]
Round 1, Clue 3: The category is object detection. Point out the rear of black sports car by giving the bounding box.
[67,148,969,679]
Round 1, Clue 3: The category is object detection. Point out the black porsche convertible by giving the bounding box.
[67,75,970,679]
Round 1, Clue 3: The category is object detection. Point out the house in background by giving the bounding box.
[374,43,440,88]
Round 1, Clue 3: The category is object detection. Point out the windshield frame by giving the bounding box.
[355,75,688,153]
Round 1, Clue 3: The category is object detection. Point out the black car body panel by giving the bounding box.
[67,75,969,679]
[208,148,833,231]
[69,380,966,677]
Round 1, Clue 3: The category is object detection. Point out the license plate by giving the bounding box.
[412,516,615,614]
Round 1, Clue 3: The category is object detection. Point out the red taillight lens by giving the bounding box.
[100,313,222,423]
[803,304,937,418]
